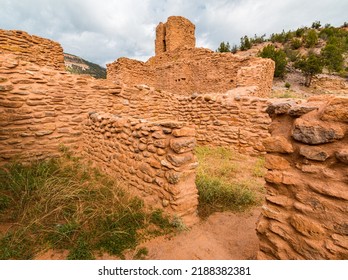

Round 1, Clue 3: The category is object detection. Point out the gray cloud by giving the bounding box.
[0,0,347,66]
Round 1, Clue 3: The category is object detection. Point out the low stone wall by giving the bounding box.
[0,53,122,163]
[83,112,199,225]
[257,96,348,259]
[177,91,272,155]
[0,53,199,224]
[0,29,65,70]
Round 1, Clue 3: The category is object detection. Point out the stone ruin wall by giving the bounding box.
[0,49,271,223]
[0,52,199,223]
[257,96,348,259]
[108,47,275,98]
[155,16,195,56]
[1,24,348,257]
[107,16,275,98]
[177,92,271,155]
[0,29,65,70]
[84,113,199,225]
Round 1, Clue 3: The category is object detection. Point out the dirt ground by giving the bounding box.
[137,207,261,260]
[35,207,261,260]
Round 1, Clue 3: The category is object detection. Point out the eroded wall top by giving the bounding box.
[0,29,65,70]
[155,16,195,56]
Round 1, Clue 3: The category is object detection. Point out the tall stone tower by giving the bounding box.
[155,16,196,56]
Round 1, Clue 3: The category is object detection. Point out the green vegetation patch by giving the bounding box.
[0,153,177,260]
[195,146,265,219]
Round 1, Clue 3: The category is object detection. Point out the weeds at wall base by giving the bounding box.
[0,151,178,260]
[195,146,265,219]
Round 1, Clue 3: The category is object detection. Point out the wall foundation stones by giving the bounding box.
[257,96,348,259]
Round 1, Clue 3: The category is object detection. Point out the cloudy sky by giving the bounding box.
[0,0,347,66]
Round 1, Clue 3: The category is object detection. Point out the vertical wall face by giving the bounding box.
[108,48,275,97]
[177,93,271,155]
[257,96,348,259]
[0,29,65,70]
[83,113,199,225]
[155,16,195,56]
[0,53,122,163]
[165,16,195,53]
[155,23,166,56]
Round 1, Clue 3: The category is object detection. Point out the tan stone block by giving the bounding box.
[321,97,348,123]
[0,100,23,108]
[166,152,193,167]
[170,137,196,153]
[172,127,196,137]
[265,154,290,170]
[299,146,330,161]
[148,158,161,169]
[263,136,294,153]
[264,170,283,184]
[289,214,325,238]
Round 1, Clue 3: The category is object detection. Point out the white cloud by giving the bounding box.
[0,0,347,66]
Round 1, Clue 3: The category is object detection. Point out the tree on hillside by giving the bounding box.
[231,44,238,54]
[216,41,231,52]
[258,45,287,78]
[294,52,323,87]
[240,35,252,51]
[304,30,318,48]
[311,21,321,29]
[321,44,344,73]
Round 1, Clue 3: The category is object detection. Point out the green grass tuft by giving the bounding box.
[195,146,265,218]
[0,152,176,260]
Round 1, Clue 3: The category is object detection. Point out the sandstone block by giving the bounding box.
[321,97,348,123]
[263,136,294,153]
[266,101,294,115]
[170,137,196,153]
[299,146,329,161]
[335,149,348,164]
[172,127,196,137]
[165,171,181,184]
[0,100,23,108]
[292,118,344,144]
[288,103,319,117]
[166,152,193,167]
[0,84,14,91]
[154,139,167,148]
[152,131,166,139]
[264,170,283,184]
[332,234,348,250]
[308,181,348,200]
[289,214,325,238]
[265,154,290,170]
[35,130,54,136]
[147,158,161,169]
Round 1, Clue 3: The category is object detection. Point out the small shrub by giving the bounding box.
[291,38,302,49]
[285,82,291,89]
[304,30,318,48]
[231,44,238,54]
[216,41,231,52]
[240,35,252,51]
[311,21,321,29]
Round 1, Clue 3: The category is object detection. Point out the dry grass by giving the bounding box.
[195,146,266,218]
[0,150,177,260]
